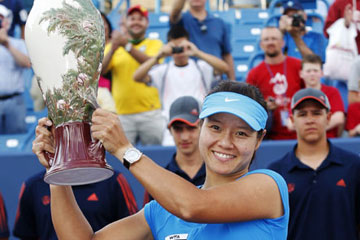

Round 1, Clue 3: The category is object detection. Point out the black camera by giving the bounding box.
[172,46,184,54]
[291,14,305,27]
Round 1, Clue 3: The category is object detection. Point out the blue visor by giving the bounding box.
[199,92,268,131]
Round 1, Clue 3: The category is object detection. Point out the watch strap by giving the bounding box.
[123,158,131,169]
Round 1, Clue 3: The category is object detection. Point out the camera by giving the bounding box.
[291,14,305,27]
[172,46,184,54]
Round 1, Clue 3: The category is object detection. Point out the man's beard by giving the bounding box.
[265,50,280,58]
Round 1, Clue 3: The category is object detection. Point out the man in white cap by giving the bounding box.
[0,4,31,134]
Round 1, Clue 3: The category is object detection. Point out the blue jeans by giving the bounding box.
[0,94,26,134]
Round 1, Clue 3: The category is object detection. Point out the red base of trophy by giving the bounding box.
[44,122,114,185]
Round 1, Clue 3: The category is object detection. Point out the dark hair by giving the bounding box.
[101,12,113,39]
[301,54,323,69]
[206,81,267,167]
[167,25,189,42]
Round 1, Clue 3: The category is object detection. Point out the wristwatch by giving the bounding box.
[123,147,142,169]
[125,42,132,52]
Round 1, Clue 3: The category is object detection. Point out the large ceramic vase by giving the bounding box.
[25,0,113,185]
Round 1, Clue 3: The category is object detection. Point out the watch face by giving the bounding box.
[124,148,142,163]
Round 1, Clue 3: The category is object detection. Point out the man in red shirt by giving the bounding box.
[247,26,304,140]
[286,54,345,138]
[324,0,360,54]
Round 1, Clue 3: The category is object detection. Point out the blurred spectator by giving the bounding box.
[279,0,327,61]
[0,191,9,240]
[133,25,228,145]
[347,56,360,136]
[143,96,205,204]
[0,4,31,134]
[13,170,137,240]
[101,5,164,145]
[170,0,235,80]
[98,12,116,113]
[246,26,304,140]
[324,0,360,54]
[2,0,27,38]
[269,88,360,240]
[286,54,345,137]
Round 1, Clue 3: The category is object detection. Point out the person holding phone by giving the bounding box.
[133,25,229,145]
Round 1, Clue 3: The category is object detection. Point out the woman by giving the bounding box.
[33,81,289,239]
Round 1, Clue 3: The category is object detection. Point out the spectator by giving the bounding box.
[279,0,327,61]
[269,88,360,240]
[0,191,9,240]
[1,0,27,38]
[98,12,116,113]
[286,54,345,137]
[324,0,360,54]
[0,4,31,134]
[133,25,228,145]
[347,56,360,136]
[143,96,205,204]
[170,0,235,80]
[33,81,289,239]
[246,26,304,140]
[101,5,164,145]
[13,170,137,240]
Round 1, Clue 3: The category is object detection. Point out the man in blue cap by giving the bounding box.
[279,0,327,62]
[269,88,360,240]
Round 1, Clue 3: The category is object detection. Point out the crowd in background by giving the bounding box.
[1,0,360,239]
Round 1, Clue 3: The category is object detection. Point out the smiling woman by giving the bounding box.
[32,81,289,240]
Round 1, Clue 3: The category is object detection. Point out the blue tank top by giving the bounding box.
[144,169,289,240]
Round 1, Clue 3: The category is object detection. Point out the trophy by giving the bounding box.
[25,0,114,185]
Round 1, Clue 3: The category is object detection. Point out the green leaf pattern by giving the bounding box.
[38,0,104,126]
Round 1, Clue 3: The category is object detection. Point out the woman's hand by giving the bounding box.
[91,109,132,162]
[32,118,55,170]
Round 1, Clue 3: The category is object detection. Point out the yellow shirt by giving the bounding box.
[104,39,162,114]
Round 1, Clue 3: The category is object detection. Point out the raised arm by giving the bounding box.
[91,109,285,223]
[133,44,173,83]
[182,40,229,74]
[32,119,153,240]
[170,0,186,24]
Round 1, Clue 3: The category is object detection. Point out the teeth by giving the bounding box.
[214,151,234,159]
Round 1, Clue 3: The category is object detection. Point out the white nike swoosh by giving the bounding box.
[224,97,240,102]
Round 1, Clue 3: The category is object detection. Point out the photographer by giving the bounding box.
[133,25,228,146]
[0,4,31,134]
[279,0,326,61]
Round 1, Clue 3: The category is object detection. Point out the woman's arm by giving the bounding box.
[32,119,153,240]
[91,109,284,223]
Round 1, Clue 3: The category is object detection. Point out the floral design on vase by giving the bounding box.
[37,0,104,126]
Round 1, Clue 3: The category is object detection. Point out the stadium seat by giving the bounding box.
[248,51,265,69]
[234,57,250,82]
[146,26,169,43]
[212,8,238,25]
[238,8,270,25]
[148,12,170,28]
[232,24,263,41]
[232,39,257,59]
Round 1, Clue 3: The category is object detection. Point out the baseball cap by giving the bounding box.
[127,5,148,19]
[199,92,268,131]
[291,88,331,111]
[282,0,303,14]
[168,96,200,128]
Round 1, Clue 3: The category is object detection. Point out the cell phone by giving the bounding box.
[172,46,184,54]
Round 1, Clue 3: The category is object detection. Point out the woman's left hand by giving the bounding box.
[91,109,132,162]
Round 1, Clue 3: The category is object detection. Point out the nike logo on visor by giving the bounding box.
[224,97,240,102]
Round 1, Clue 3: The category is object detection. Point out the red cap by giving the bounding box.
[127,5,148,19]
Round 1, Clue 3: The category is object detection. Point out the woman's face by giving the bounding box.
[199,113,263,177]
